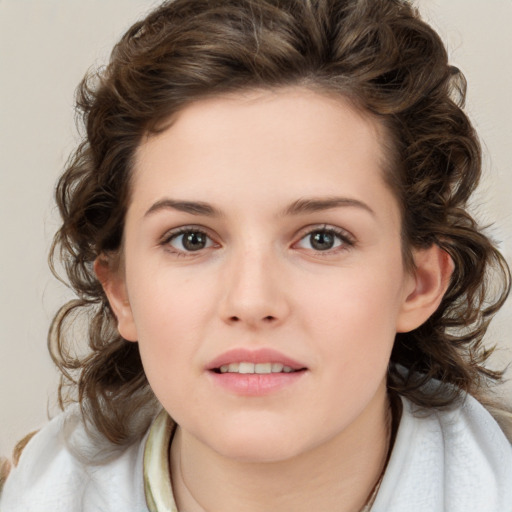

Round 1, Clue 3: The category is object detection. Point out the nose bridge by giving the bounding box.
[220,237,289,326]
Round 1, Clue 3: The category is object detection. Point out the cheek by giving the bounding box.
[298,258,406,367]
[128,260,215,328]
[126,267,217,381]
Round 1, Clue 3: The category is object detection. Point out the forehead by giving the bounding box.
[138,87,387,155]
[131,87,397,221]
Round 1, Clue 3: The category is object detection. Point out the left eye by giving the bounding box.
[168,230,214,252]
[296,229,347,251]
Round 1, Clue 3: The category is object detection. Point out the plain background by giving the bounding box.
[0,0,511,458]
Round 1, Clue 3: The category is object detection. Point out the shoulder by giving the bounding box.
[0,406,150,512]
[372,394,512,512]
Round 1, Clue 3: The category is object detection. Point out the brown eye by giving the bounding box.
[296,227,353,252]
[169,230,213,252]
[309,231,337,251]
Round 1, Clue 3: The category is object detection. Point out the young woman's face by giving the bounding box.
[115,88,418,462]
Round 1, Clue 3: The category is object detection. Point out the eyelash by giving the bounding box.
[159,224,355,257]
[159,226,216,257]
[294,225,355,255]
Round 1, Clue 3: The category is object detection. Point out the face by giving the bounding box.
[108,88,422,462]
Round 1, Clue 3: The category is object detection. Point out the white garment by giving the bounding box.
[0,406,150,512]
[372,396,512,511]
[1,394,511,511]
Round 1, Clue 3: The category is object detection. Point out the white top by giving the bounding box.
[1,394,511,511]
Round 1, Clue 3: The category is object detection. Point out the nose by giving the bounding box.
[219,246,291,328]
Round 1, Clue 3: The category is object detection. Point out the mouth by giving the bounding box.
[212,362,305,374]
[206,348,308,395]
[207,348,307,374]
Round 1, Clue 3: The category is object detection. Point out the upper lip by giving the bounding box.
[206,348,307,371]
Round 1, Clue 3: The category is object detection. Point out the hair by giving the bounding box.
[49,0,511,445]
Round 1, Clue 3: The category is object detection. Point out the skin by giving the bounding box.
[99,87,452,512]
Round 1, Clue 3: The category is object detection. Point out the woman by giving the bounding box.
[1,0,511,510]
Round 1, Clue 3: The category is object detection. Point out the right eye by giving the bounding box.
[165,229,215,253]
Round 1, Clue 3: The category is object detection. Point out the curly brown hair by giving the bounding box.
[49,0,510,444]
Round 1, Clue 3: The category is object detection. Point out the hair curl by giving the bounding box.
[49,0,511,444]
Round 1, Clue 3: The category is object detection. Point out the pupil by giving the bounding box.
[311,231,334,250]
[183,232,206,251]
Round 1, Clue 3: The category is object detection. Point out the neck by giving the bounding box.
[170,385,392,512]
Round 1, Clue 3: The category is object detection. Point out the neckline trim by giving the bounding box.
[143,410,178,512]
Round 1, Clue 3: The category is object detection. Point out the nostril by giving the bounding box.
[226,314,277,324]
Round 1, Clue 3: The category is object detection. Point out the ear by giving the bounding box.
[94,256,138,342]
[396,245,454,333]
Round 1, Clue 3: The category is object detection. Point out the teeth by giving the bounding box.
[239,362,255,374]
[255,363,272,374]
[217,362,296,374]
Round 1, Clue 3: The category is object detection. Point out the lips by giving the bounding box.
[218,362,297,374]
[206,348,307,373]
[206,348,308,395]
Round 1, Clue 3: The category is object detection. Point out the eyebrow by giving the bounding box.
[144,196,375,219]
[144,199,222,218]
[282,197,375,217]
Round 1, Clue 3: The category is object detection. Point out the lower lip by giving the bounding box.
[208,371,306,396]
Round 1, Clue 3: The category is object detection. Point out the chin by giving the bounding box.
[197,418,317,463]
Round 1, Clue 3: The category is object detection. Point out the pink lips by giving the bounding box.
[207,348,306,371]
[206,348,307,396]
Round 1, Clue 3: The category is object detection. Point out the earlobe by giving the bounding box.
[94,256,138,342]
[396,245,454,333]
